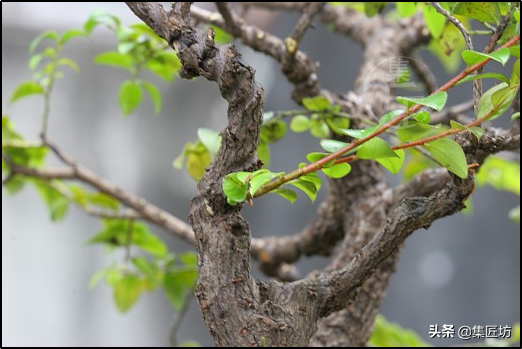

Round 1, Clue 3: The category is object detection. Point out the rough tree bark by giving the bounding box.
[84,2,519,347]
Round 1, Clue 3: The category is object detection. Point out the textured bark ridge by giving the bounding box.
[127,3,482,347]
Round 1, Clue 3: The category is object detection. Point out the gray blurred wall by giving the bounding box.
[2,3,519,347]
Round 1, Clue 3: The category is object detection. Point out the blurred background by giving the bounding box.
[2,2,520,347]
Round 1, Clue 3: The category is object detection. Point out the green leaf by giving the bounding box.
[2,144,49,168]
[9,81,45,104]
[377,148,405,174]
[146,59,177,82]
[396,91,448,111]
[477,83,517,120]
[164,272,187,311]
[457,72,510,86]
[94,51,133,70]
[310,119,330,138]
[396,2,417,17]
[364,2,387,17]
[515,10,520,24]
[180,252,198,267]
[509,206,520,224]
[289,178,318,202]
[306,152,331,164]
[28,54,44,71]
[257,141,271,167]
[290,115,311,132]
[61,29,86,44]
[223,173,249,205]
[461,48,511,68]
[179,341,201,347]
[132,257,159,280]
[302,173,322,191]
[302,96,333,112]
[212,25,233,44]
[423,5,447,39]
[369,314,432,347]
[320,139,349,153]
[197,128,221,157]
[424,139,468,179]
[88,192,120,209]
[322,163,352,178]
[261,120,287,143]
[326,116,350,134]
[89,269,109,289]
[141,81,162,114]
[132,223,168,258]
[450,120,484,140]
[114,274,142,313]
[509,45,520,58]
[339,125,379,139]
[119,80,143,115]
[84,9,121,34]
[358,137,398,160]
[29,30,59,54]
[58,58,81,73]
[249,171,282,196]
[428,23,467,73]
[5,175,26,195]
[273,188,298,203]
[453,2,501,24]
[35,182,70,222]
[398,122,442,142]
[412,111,430,124]
[379,109,405,124]
[476,156,520,195]
[511,112,520,120]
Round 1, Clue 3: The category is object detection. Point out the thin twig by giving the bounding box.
[431,2,482,117]
[169,293,193,347]
[483,5,517,54]
[285,2,325,57]
[215,3,241,36]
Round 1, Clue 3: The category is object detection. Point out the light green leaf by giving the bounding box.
[257,141,271,167]
[364,2,387,17]
[119,80,143,115]
[180,252,198,267]
[320,139,349,153]
[412,111,430,124]
[94,51,133,70]
[326,116,350,134]
[322,163,352,178]
[197,128,221,157]
[29,30,59,54]
[379,109,405,124]
[398,122,442,142]
[449,120,484,140]
[222,173,248,205]
[310,119,330,138]
[212,25,233,44]
[424,139,468,179]
[453,2,501,24]
[35,182,70,222]
[477,83,517,120]
[141,81,162,114]
[396,2,417,17]
[377,148,405,174]
[132,223,168,258]
[358,137,398,159]
[164,272,187,311]
[289,178,318,202]
[273,188,298,203]
[511,112,520,120]
[509,206,520,224]
[28,54,44,70]
[179,341,201,347]
[10,81,44,104]
[302,96,332,112]
[290,115,311,133]
[462,48,511,68]
[457,72,510,86]
[89,269,109,289]
[261,120,287,143]
[58,58,81,73]
[509,45,520,59]
[306,152,329,163]
[339,125,379,139]
[132,257,159,280]
[476,156,520,195]
[61,29,86,44]
[249,171,282,196]
[369,314,432,347]
[114,274,142,313]
[84,9,121,34]
[302,173,322,191]
[423,5,447,39]
[397,91,448,111]
[5,175,26,195]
